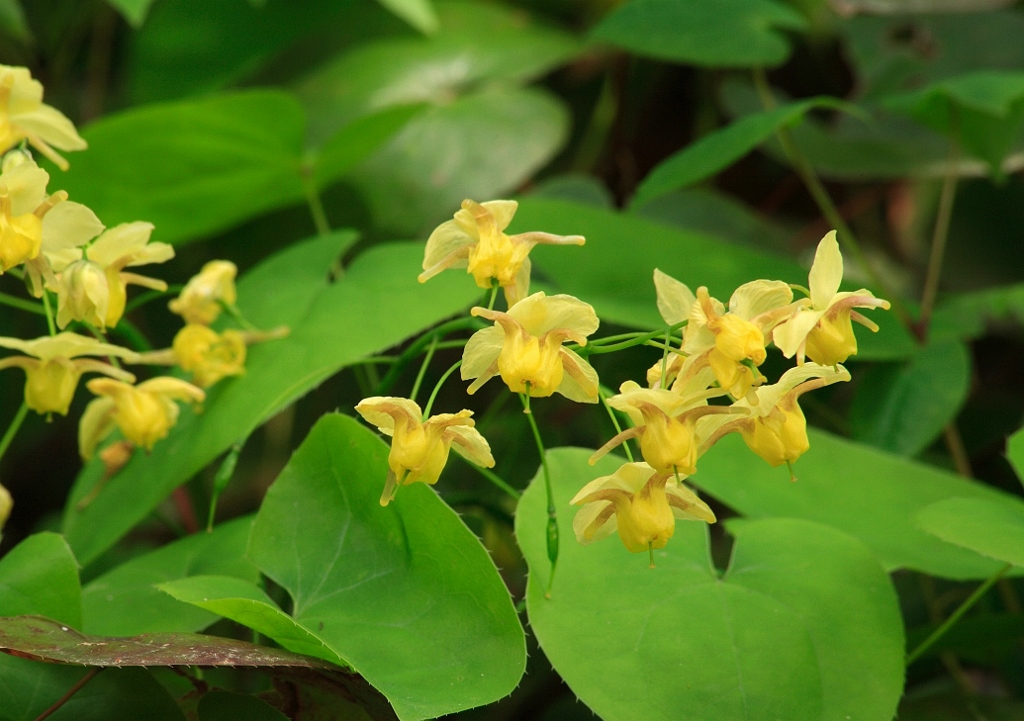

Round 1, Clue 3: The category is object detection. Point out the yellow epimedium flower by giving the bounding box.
[168,260,238,325]
[0,66,86,171]
[56,221,173,330]
[419,199,585,307]
[773,231,891,366]
[0,332,137,415]
[462,291,600,402]
[172,324,246,388]
[0,152,102,277]
[697,363,851,469]
[79,377,205,460]
[590,378,739,475]
[571,462,715,559]
[355,397,495,506]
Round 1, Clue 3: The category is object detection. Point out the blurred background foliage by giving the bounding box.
[1,0,1024,719]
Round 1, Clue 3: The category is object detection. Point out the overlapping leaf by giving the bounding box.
[0,533,81,628]
[917,496,1024,568]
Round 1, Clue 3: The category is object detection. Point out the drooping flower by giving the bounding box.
[0,152,102,279]
[355,397,495,506]
[168,260,238,325]
[419,199,585,306]
[697,363,850,469]
[56,221,173,330]
[0,66,87,171]
[590,377,739,475]
[773,231,890,366]
[79,377,205,460]
[171,325,246,388]
[462,291,600,402]
[571,462,715,560]
[0,333,137,415]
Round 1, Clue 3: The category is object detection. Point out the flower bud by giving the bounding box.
[57,259,109,329]
[169,260,237,325]
[172,324,246,388]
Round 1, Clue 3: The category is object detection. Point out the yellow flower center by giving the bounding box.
[804,312,858,366]
[497,331,565,396]
[389,417,450,486]
[114,389,175,451]
[741,403,810,467]
[712,313,766,364]
[636,407,699,475]
[172,324,246,388]
[24,358,80,416]
[611,478,676,554]
[708,348,757,399]
[59,259,109,328]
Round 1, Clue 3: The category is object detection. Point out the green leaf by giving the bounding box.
[592,0,807,68]
[0,533,81,628]
[106,0,155,26]
[693,430,1019,579]
[916,496,1024,568]
[631,97,849,208]
[244,414,525,721]
[1009,427,1024,487]
[63,237,479,567]
[517,197,916,361]
[52,91,306,245]
[0,0,30,42]
[313,104,426,189]
[158,576,344,666]
[850,340,971,456]
[199,691,288,721]
[376,0,438,34]
[82,517,257,636]
[931,282,1024,342]
[516,449,904,721]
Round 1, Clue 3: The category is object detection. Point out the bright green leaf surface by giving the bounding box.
[631,97,848,208]
[917,496,1024,568]
[376,0,438,34]
[199,691,289,721]
[158,575,344,665]
[592,0,806,68]
[850,340,971,456]
[516,449,904,721]
[106,0,155,26]
[0,533,81,628]
[694,430,1019,579]
[519,197,916,360]
[313,104,426,188]
[82,517,257,636]
[246,414,525,721]
[1010,427,1024,486]
[63,237,479,567]
[0,658,185,721]
[52,91,306,245]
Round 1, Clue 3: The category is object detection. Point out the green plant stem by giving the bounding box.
[579,321,687,356]
[907,563,1012,666]
[410,335,438,407]
[33,668,102,721]
[942,424,973,478]
[375,317,482,395]
[455,454,521,500]
[42,291,57,336]
[918,114,960,339]
[751,68,914,332]
[599,385,633,462]
[486,281,499,311]
[0,291,46,315]
[124,284,185,313]
[302,174,331,237]
[0,402,29,465]
[520,388,558,598]
[113,318,153,352]
[423,359,462,418]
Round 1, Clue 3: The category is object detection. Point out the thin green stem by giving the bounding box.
[906,563,1012,666]
[0,291,46,315]
[599,385,633,462]
[918,110,960,339]
[302,173,331,237]
[455,455,521,500]
[520,388,558,598]
[659,329,671,389]
[125,284,185,313]
[375,317,482,395]
[411,335,438,407]
[578,321,687,356]
[0,402,29,465]
[751,68,914,332]
[42,291,56,336]
[423,359,462,418]
[486,281,499,311]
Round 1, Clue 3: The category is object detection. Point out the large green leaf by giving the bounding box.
[693,430,1019,579]
[82,517,257,636]
[63,236,479,567]
[0,533,81,628]
[516,449,904,721]
[591,0,807,68]
[518,197,916,360]
[1010,427,1024,486]
[376,0,438,34]
[930,282,1024,342]
[228,413,524,721]
[916,496,1024,568]
[106,0,155,26]
[631,97,849,208]
[850,340,971,456]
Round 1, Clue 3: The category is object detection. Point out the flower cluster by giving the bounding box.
[359,199,890,565]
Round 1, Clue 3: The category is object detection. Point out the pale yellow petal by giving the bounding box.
[447,425,495,468]
[420,219,474,279]
[354,396,423,435]
[771,309,824,359]
[808,231,843,309]
[41,201,104,253]
[729,279,793,321]
[572,500,618,544]
[556,348,600,403]
[13,104,87,152]
[654,269,695,325]
[503,255,531,308]
[86,222,155,267]
[135,377,205,404]
[0,157,48,214]
[508,292,599,337]
[666,484,716,523]
[481,200,518,232]
[752,363,851,412]
[461,325,504,381]
[0,332,138,361]
[78,396,117,460]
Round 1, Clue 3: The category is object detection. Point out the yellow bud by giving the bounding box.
[804,313,858,366]
[497,332,564,396]
[58,259,109,329]
[24,358,80,415]
[169,260,238,325]
[740,404,810,467]
[172,324,246,388]
[390,419,450,487]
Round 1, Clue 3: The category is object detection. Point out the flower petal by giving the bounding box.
[447,425,495,468]
[481,200,518,232]
[461,325,505,382]
[86,222,155,267]
[135,377,206,404]
[78,396,117,460]
[808,230,843,309]
[654,269,696,325]
[355,396,423,435]
[0,332,139,361]
[508,292,599,337]
[420,220,474,281]
[41,201,104,253]
[729,279,793,321]
[556,347,600,403]
[771,308,824,359]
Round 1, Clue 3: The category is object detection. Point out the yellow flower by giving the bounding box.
[0,332,137,415]
[0,483,11,530]
[697,363,851,468]
[419,199,585,307]
[590,378,739,475]
[79,377,205,460]
[171,324,247,388]
[571,462,715,559]
[0,152,102,277]
[56,222,173,330]
[773,231,891,366]
[0,66,86,171]
[168,260,238,325]
[462,291,600,402]
[355,397,495,506]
